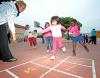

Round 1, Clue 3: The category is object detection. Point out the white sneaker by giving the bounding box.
[50,56,55,60]
[62,47,66,52]
[33,46,36,48]
[47,50,49,52]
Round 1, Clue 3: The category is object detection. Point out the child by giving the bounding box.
[85,35,89,43]
[40,16,66,60]
[24,25,36,49]
[0,0,26,62]
[33,30,38,46]
[67,19,89,56]
[44,22,52,52]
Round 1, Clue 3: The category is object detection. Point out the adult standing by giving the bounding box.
[91,28,97,44]
[0,0,26,62]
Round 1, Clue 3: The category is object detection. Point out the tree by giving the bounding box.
[60,17,82,30]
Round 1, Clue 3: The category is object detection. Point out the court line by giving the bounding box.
[92,60,97,78]
[5,69,19,78]
[62,55,93,60]
[0,54,51,73]
[59,60,92,68]
[39,56,83,78]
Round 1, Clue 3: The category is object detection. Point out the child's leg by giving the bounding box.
[57,37,66,52]
[49,37,53,51]
[33,37,36,46]
[29,38,33,46]
[79,41,89,52]
[51,38,57,59]
[45,37,49,51]
[73,42,76,56]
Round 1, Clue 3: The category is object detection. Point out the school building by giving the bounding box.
[6,23,25,38]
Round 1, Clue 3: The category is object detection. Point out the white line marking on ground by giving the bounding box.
[30,61,83,78]
[92,60,97,78]
[63,55,92,60]
[39,56,83,78]
[5,69,19,78]
[0,54,51,73]
[59,60,92,68]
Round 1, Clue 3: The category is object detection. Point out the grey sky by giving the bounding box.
[14,0,100,33]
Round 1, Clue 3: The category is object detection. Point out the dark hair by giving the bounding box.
[0,0,16,4]
[25,25,29,30]
[93,28,95,30]
[34,30,37,32]
[51,16,61,25]
[45,22,50,28]
[71,19,77,23]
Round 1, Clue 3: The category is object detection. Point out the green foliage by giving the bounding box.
[60,17,82,30]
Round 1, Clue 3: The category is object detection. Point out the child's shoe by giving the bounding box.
[83,45,89,52]
[33,46,36,48]
[47,50,49,52]
[50,56,55,60]
[73,50,76,56]
[62,47,66,53]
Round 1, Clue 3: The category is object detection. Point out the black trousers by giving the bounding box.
[92,36,97,44]
[0,24,13,61]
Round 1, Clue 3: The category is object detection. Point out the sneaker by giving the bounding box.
[84,45,89,52]
[50,56,55,60]
[47,50,49,52]
[33,46,36,48]
[73,50,76,56]
[62,47,66,52]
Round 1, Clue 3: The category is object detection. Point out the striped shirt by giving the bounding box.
[0,2,18,34]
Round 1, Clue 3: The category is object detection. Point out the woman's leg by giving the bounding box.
[79,41,89,52]
[72,42,76,56]
[0,24,16,62]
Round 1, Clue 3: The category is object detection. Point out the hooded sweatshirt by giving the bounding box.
[0,2,18,34]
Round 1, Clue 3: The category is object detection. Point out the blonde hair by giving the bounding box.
[16,0,26,6]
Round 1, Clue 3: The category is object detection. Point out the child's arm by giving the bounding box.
[61,26,67,31]
[41,27,50,33]
[70,26,78,32]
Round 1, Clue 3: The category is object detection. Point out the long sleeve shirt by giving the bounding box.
[67,25,80,36]
[24,30,33,38]
[0,2,18,34]
[42,24,66,37]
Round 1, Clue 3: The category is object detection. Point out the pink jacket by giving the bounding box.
[44,31,52,37]
[67,25,80,36]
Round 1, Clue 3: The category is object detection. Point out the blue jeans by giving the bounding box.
[45,36,52,50]
[34,38,37,45]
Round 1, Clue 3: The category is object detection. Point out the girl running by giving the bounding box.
[40,16,66,60]
[24,25,36,49]
[44,22,52,52]
[67,19,89,56]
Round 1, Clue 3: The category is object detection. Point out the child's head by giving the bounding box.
[45,22,50,28]
[71,19,77,26]
[34,30,37,33]
[25,25,30,30]
[15,1,26,13]
[51,16,61,26]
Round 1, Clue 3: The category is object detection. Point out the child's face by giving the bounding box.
[46,24,50,28]
[71,22,76,26]
[26,26,30,30]
[18,5,26,13]
[52,20,57,26]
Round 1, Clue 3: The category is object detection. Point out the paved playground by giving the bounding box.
[0,40,100,78]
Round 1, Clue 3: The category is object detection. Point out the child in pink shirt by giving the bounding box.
[67,19,89,56]
[41,16,67,60]
[44,22,52,52]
